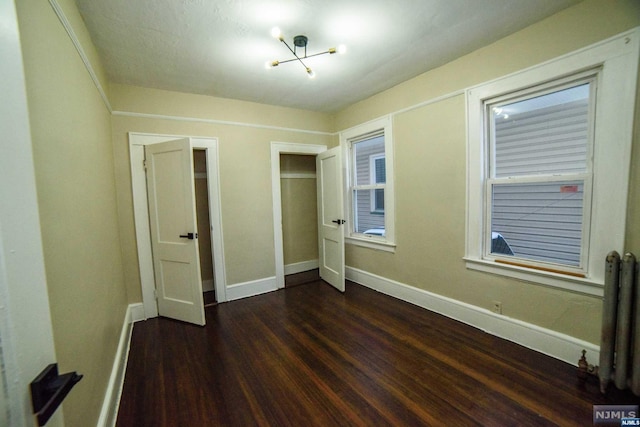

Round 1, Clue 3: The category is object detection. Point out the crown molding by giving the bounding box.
[48,0,112,112]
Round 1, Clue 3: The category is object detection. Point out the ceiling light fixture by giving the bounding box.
[266,27,345,78]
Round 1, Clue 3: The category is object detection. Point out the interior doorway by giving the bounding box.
[129,133,227,321]
[270,142,328,289]
[193,149,217,306]
[280,153,321,287]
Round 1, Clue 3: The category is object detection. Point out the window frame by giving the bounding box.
[342,116,395,252]
[483,75,597,275]
[465,31,639,296]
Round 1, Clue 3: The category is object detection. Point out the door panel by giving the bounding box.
[317,147,345,292]
[146,138,205,325]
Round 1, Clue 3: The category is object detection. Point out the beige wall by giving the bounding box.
[15,0,128,426]
[336,0,640,344]
[280,155,319,266]
[12,3,640,425]
[110,86,335,301]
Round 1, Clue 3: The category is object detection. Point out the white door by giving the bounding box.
[316,146,345,292]
[146,138,205,325]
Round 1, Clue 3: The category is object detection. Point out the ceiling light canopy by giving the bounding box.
[266,27,345,78]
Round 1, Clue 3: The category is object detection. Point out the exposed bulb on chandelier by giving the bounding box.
[271,27,283,40]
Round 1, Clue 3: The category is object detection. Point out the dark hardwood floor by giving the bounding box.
[116,280,639,426]
[285,268,320,288]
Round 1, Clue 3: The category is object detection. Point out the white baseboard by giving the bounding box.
[284,259,319,275]
[202,279,214,292]
[227,276,278,301]
[129,302,145,322]
[346,267,599,367]
[97,303,143,427]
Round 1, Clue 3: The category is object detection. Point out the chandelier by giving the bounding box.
[266,27,346,78]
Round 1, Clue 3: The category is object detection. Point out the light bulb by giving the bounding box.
[337,44,347,54]
[271,27,282,39]
[307,68,316,79]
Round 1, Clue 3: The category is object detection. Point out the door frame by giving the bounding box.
[270,142,328,289]
[0,1,59,422]
[130,133,227,319]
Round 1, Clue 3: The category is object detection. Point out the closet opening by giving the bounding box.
[193,149,216,306]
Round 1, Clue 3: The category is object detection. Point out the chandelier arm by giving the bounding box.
[275,57,301,65]
[304,50,332,59]
[280,39,298,59]
[279,38,310,71]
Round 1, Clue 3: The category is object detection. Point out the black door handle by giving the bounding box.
[331,219,345,225]
[179,233,196,239]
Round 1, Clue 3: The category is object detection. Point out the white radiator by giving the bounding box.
[599,251,640,396]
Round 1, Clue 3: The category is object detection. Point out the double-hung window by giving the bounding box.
[343,116,395,251]
[465,31,639,295]
[486,78,595,272]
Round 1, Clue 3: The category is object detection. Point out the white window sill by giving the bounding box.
[463,257,603,297]
[346,236,396,253]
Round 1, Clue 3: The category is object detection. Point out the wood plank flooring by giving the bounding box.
[116,280,639,426]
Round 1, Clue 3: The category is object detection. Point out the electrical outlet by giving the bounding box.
[493,301,502,314]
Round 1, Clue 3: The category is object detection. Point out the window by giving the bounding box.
[465,31,639,295]
[343,116,395,250]
[486,79,594,272]
[370,154,385,213]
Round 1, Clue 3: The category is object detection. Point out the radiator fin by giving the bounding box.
[599,251,639,396]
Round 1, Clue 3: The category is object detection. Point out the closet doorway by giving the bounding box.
[270,142,332,289]
[129,133,227,322]
[280,153,320,287]
[193,149,217,306]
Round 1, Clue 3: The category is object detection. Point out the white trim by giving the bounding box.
[0,1,60,424]
[47,0,112,112]
[465,29,639,293]
[342,116,395,250]
[271,142,328,289]
[464,258,603,296]
[345,237,396,253]
[192,138,227,303]
[129,303,146,322]
[113,110,332,136]
[226,277,277,301]
[284,259,319,275]
[96,303,143,427]
[346,267,599,366]
[129,132,227,322]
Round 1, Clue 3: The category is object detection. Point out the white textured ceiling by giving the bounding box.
[74,0,581,112]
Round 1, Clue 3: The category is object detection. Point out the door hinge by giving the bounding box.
[143,159,147,171]
[153,289,158,300]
